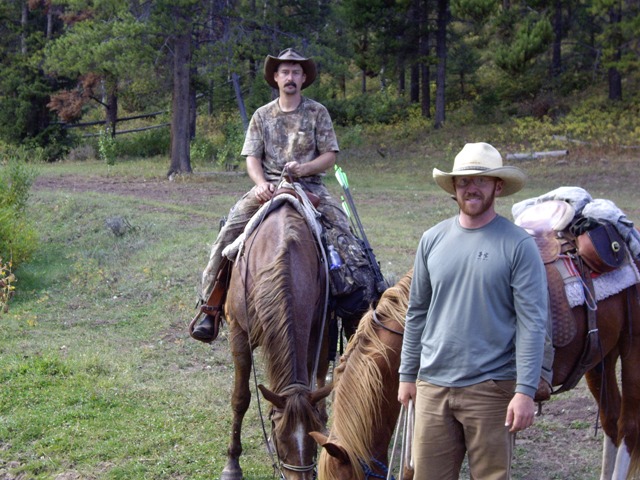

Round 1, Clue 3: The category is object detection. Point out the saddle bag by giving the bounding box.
[576,222,626,274]
[322,228,378,322]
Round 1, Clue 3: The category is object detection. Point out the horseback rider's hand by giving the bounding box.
[284,161,304,178]
[255,182,275,203]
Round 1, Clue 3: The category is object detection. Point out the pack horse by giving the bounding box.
[220,190,332,480]
[514,199,640,479]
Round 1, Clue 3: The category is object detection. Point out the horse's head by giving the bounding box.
[258,383,332,479]
[313,431,415,480]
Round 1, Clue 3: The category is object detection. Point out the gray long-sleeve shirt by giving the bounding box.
[399,215,548,398]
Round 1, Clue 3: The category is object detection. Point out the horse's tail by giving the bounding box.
[628,448,640,480]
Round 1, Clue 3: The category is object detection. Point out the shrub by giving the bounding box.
[324,90,412,126]
[0,257,15,314]
[115,127,170,159]
[98,128,117,165]
[191,114,245,170]
[0,155,39,269]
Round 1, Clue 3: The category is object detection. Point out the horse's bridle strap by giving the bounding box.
[372,309,404,336]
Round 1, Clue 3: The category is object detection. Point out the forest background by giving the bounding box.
[0,0,639,170]
[1,1,640,478]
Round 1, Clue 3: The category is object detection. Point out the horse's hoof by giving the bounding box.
[220,462,243,480]
[220,470,243,480]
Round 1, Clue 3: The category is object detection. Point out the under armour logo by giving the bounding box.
[477,251,489,260]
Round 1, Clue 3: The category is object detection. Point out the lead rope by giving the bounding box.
[387,399,414,480]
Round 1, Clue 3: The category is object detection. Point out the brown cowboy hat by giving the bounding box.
[263,48,317,90]
[433,142,526,197]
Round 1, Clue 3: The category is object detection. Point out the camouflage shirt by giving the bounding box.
[241,97,339,183]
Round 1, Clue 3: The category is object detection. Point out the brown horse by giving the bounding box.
[311,269,414,480]
[220,199,332,480]
[549,258,640,480]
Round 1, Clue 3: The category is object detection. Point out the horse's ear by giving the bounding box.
[309,432,350,465]
[310,383,333,404]
[258,384,286,409]
[309,431,328,446]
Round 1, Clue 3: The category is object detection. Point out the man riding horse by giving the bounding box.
[191,48,378,343]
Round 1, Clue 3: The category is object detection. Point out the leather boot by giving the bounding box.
[189,257,230,343]
[191,311,221,343]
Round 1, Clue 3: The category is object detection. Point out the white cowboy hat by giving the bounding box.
[264,48,317,90]
[433,142,526,197]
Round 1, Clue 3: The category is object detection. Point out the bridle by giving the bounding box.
[371,309,404,336]
[359,457,396,480]
[266,383,320,478]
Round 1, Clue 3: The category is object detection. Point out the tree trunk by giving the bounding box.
[106,88,118,137]
[189,65,197,140]
[421,63,431,118]
[398,63,405,95]
[232,73,248,131]
[419,0,430,118]
[552,0,562,77]
[410,64,419,103]
[607,4,622,101]
[434,0,449,129]
[169,28,193,175]
[21,1,28,55]
[608,66,622,101]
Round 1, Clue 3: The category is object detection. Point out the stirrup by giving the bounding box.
[189,308,222,343]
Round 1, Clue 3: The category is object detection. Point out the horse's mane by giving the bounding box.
[247,210,318,393]
[319,269,412,480]
[272,384,325,439]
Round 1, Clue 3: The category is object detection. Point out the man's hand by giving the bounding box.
[254,182,275,203]
[284,161,305,178]
[505,392,536,432]
[398,381,417,408]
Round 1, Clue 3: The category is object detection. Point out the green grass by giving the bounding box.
[1,124,638,478]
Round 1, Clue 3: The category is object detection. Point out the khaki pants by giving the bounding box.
[201,181,350,299]
[413,379,515,480]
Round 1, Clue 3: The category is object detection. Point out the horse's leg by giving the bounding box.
[612,302,640,480]
[601,435,619,480]
[310,317,330,426]
[586,351,621,480]
[221,330,252,480]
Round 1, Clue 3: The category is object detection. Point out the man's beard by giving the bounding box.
[457,188,496,217]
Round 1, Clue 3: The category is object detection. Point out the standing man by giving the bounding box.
[192,48,364,342]
[398,142,548,479]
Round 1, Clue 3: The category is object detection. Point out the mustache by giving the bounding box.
[285,82,297,88]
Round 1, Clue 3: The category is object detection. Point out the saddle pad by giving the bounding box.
[515,200,576,233]
[555,257,640,308]
[222,184,322,261]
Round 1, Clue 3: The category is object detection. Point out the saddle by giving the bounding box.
[515,200,632,398]
[272,186,320,208]
[515,200,577,348]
